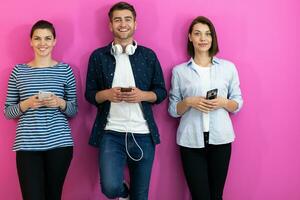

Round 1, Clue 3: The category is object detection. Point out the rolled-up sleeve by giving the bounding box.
[150,53,167,104]
[168,68,182,118]
[85,51,101,106]
[228,64,243,114]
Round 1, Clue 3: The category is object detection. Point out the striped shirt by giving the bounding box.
[4,63,77,151]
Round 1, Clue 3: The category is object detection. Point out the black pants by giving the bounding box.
[180,141,231,200]
[16,147,73,200]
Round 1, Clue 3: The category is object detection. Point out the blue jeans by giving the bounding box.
[99,130,155,200]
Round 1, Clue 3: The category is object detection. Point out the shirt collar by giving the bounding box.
[187,57,220,67]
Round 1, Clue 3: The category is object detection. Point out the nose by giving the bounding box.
[39,39,46,45]
[200,34,206,41]
[120,20,126,27]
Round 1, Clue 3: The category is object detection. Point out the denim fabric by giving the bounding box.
[99,130,155,200]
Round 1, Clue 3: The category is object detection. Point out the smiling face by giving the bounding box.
[30,28,56,58]
[109,9,136,44]
[189,23,212,55]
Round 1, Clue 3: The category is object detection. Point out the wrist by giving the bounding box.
[222,98,229,108]
[141,91,148,102]
[59,98,66,110]
[184,97,191,107]
[20,99,30,112]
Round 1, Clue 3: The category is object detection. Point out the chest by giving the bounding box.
[16,69,66,98]
[179,67,232,97]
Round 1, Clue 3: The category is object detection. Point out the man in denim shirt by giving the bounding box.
[85,2,166,200]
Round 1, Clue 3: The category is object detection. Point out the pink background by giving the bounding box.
[0,0,299,199]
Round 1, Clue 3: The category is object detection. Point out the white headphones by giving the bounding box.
[111,41,137,55]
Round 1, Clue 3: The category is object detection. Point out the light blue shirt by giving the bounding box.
[168,57,243,148]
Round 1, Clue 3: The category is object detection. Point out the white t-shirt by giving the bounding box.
[193,62,211,132]
[105,53,150,133]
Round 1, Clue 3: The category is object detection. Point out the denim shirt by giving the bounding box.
[168,57,243,148]
[85,43,167,147]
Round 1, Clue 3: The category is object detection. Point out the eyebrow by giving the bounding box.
[193,30,211,33]
[32,35,53,38]
[113,16,133,20]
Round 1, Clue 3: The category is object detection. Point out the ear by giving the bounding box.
[53,38,57,46]
[134,21,137,30]
[109,22,113,32]
[188,33,192,42]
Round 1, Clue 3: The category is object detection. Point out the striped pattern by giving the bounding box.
[4,63,77,151]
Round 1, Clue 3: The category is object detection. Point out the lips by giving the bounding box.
[199,43,208,47]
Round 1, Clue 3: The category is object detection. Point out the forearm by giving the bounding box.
[142,91,157,103]
[19,99,31,112]
[223,99,238,112]
[176,99,190,116]
[95,89,109,104]
[61,100,77,117]
[5,104,23,119]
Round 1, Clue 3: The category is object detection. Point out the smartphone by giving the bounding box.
[206,89,218,100]
[38,91,53,100]
[120,87,132,92]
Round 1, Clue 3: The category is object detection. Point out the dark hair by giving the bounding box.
[30,20,56,39]
[108,2,136,21]
[187,16,219,58]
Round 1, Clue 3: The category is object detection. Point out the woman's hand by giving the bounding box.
[206,97,229,111]
[184,96,215,113]
[42,94,66,110]
[20,95,43,112]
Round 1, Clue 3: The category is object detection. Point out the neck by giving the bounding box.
[114,38,134,49]
[193,52,212,67]
[29,56,56,68]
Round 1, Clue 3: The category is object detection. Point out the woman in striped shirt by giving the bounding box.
[4,20,77,200]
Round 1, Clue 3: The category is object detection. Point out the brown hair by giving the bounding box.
[187,16,219,57]
[108,2,136,21]
[30,20,56,39]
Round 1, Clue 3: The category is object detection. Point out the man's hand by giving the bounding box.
[97,87,123,103]
[120,87,146,103]
[121,87,151,103]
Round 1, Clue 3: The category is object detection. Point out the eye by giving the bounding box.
[206,32,212,36]
[125,18,132,22]
[45,36,52,41]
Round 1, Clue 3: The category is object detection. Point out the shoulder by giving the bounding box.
[136,45,157,58]
[11,64,26,75]
[53,63,75,77]
[14,63,27,70]
[90,45,111,58]
[55,62,72,71]
[214,57,236,69]
[172,61,190,74]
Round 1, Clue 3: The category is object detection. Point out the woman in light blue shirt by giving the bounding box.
[168,16,243,200]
